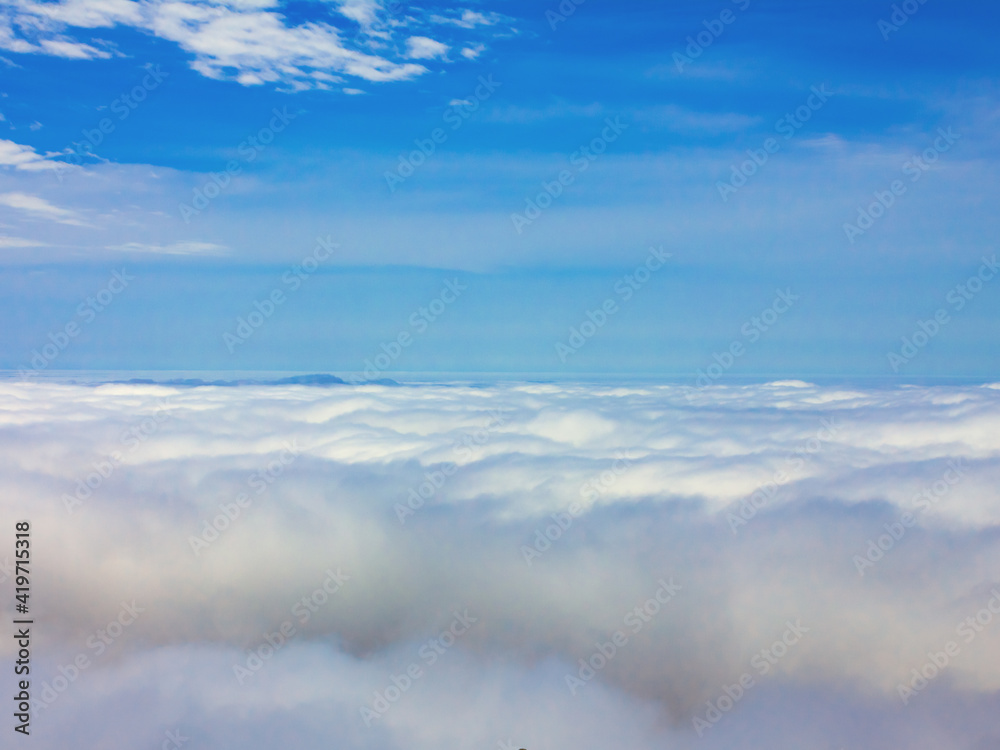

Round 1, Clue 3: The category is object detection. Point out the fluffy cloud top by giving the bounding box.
[1,379,999,748]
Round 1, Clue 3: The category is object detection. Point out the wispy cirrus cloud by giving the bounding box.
[404,35,448,60]
[633,104,763,134]
[482,101,760,134]
[460,42,484,59]
[0,191,90,226]
[429,9,503,29]
[483,100,605,123]
[331,0,380,30]
[0,138,74,171]
[0,234,47,247]
[0,0,502,90]
[105,240,228,255]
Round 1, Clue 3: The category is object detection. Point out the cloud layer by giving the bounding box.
[1,379,1000,747]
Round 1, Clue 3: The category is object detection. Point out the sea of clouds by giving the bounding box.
[2,378,1000,749]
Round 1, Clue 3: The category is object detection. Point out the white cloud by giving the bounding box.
[148,2,427,86]
[0,380,999,747]
[37,37,112,59]
[460,42,484,59]
[430,9,502,29]
[0,191,89,225]
[105,240,228,255]
[0,14,41,55]
[332,0,380,29]
[0,0,500,89]
[0,234,47,247]
[0,138,72,171]
[14,0,144,29]
[404,35,448,60]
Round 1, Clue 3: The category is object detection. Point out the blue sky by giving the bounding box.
[1,0,998,377]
